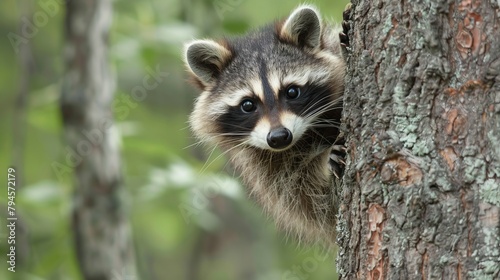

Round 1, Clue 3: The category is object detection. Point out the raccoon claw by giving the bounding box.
[339,3,353,52]
[329,144,346,178]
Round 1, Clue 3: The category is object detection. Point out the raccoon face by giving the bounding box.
[185,5,344,152]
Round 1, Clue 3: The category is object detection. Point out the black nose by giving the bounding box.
[267,127,293,149]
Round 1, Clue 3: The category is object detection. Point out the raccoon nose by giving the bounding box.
[267,127,293,149]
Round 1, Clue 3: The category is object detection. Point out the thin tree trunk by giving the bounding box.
[60,0,137,279]
[337,0,500,279]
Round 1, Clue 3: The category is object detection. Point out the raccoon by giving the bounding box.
[184,5,349,245]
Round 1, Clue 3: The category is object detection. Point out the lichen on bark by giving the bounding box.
[337,0,500,279]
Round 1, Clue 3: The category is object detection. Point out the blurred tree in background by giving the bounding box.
[1,0,348,279]
[60,0,137,279]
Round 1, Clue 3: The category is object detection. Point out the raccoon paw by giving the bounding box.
[339,3,353,50]
[329,144,346,179]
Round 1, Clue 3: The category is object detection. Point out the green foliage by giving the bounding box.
[1,0,348,279]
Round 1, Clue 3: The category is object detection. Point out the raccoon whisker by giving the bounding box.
[299,94,334,116]
[199,143,221,173]
[183,134,224,150]
[308,128,334,145]
[306,94,342,116]
[303,101,340,119]
[310,124,341,130]
[306,99,341,116]
[226,146,251,172]
[309,120,341,128]
[304,103,342,121]
[311,121,341,127]
[218,132,251,137]
[194,133,247,147]
[227,145,249,163]
[216,123,255,131]
[310,118,341,125]
[200,139,250,173]
[183,140,206,150]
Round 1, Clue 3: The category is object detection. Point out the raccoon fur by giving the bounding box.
[184,5,347,245]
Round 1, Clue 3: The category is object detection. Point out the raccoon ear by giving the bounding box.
[279,5,322,50]
[184,40,232,88]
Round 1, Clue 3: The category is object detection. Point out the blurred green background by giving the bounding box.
[1,0,348,279]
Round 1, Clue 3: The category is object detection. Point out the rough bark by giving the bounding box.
[337,0,500,279]
[60,0,137,279]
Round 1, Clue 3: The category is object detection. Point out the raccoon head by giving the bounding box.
[184,5,344,153]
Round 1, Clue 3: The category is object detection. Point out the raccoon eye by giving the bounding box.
[241,99,256,113]
[286,86,301,99]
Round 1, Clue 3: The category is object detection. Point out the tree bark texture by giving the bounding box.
[337,0,500,279]
[61,1,137,279]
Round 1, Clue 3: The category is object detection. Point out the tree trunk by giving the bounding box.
[337,0,500,279]
[60,0,137,279]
